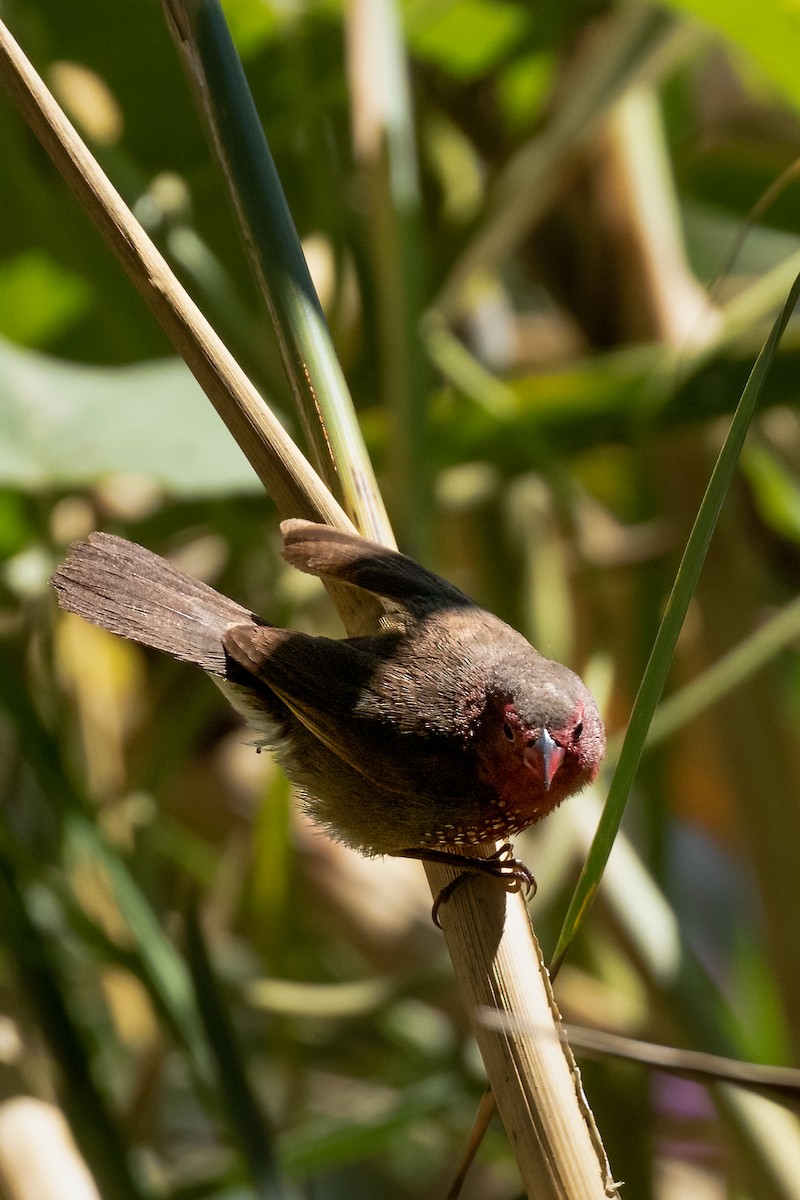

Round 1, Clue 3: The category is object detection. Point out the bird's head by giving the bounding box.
[474,662,605,827]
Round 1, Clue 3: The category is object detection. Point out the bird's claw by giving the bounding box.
[389,845,537,927]
[485,843,537,897]
[431,845,537,927]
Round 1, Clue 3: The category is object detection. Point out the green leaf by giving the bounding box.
[221,0,279,57]
[662,0,800,112]
[0,252,90,345]
[0,338,260,494]
[742,441,800,544]
[550,271,800,976]
[406,0,530,80]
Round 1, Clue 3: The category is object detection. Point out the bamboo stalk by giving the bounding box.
[427,851,618,1196]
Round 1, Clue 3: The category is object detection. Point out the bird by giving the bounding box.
[52,520,605,911]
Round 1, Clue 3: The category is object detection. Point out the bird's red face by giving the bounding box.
[475,688,605,833]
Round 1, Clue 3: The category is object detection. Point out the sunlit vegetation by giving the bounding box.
[2,1,800,1196]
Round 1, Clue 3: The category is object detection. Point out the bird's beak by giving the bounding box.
[525,729,565,790]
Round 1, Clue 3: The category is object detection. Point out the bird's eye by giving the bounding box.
[573,721,583,741]
[502,721,514,741]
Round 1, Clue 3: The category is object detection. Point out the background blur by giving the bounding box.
[2,1,800,1197]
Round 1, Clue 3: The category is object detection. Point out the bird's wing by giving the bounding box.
[223,623,472,797]
[280,520,475,615]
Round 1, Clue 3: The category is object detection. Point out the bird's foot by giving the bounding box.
[391,844,536,927]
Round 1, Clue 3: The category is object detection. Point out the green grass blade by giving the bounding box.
[63,815,212,1081]
[163,0,392,543]
[184,902,290,1200]
[0,649,211,1081]
[550,272,800,976]
[345,0,432,553]
[0,856,146,1200]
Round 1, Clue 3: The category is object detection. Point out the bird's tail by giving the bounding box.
[52,533,256,676]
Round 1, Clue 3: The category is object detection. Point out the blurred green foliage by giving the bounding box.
[3,0,800,1197]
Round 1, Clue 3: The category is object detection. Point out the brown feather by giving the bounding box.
[52,533,258,675]
[280,519,473,613]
